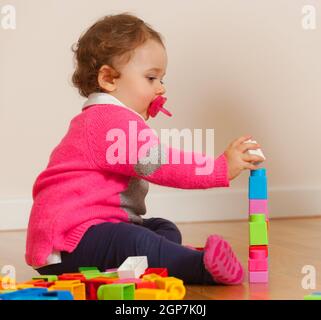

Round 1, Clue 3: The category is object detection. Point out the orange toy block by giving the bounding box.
[49,280,86,300]
[135,288,169,300]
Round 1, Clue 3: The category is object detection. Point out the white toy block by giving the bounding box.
[117,256,148,279]
[244,139,266,163]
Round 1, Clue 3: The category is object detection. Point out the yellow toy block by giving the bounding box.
[15,283,35,290]
[23,280,44,285]
[0,289,17,294]
[49,280,86,300]
[154,277,186,300]
[135,288,169,300]
[141,273,162,282]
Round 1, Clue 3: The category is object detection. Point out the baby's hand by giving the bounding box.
[224,135,265,181]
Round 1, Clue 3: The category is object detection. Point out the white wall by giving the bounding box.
[1,0,321,229]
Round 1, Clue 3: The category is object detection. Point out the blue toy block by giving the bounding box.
[41,290,74,300]
[0,288,48,300]
[10,295,58,300]
[13,291,73,300]
[249,168,268,199]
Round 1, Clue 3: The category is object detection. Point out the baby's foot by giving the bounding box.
[203,235,244,285]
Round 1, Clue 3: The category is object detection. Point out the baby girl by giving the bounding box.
[25,13,264,285]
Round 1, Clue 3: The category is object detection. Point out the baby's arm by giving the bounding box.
[86,108,229,190]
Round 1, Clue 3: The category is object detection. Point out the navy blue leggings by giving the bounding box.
[36,218,215,284]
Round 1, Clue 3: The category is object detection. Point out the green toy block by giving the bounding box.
[32,275,58,282]
[99,272,119,278]
[304,294,321,300]
[82,272,104,280]
[249,214,268,245]
[97,284,135,300]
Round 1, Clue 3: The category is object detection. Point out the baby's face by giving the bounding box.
[110,39,167,120]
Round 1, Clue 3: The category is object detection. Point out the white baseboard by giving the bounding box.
[1,186,321,231]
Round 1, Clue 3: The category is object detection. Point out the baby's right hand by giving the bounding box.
[223,135,265,181]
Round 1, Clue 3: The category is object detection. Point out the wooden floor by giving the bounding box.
[1,217,321,300]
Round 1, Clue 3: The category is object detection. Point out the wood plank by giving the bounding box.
[1,217,320,299]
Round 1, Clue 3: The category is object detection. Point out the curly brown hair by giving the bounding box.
[71,13,165,97]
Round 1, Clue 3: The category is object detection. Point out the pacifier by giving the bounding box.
[148,96,172,118]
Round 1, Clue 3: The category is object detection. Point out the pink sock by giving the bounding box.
[203,235,244,285]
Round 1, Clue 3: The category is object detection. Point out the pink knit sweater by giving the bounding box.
[25,93,230,267]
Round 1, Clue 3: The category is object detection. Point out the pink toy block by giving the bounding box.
[249,271,268,283]
[249,245,268,256]
[249,199,268,218]
[248,247,268,271]
[113,278,143,284]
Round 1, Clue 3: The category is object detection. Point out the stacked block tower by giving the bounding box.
[248,168,269,283]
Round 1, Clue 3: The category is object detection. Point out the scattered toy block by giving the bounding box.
[49,280,86,300]
[83,277,118,300]
[3,262,187,300]
[82,272,104,280]
[0,288,48,300]
[38,290,74,300]
[79,267,99,272]
[136,281,157,289]
[23,279,43,285]
[142,268,168,278]
[0,289,17,294]
[103,269,119,278]
[304,294,321,300]
[15,284,35,289]
[135,288,169,300]
[97,283,135,300]
[141,273,162,282]
[32,275,58,282]
[154,277,186,300]
[58,273,86,281]
[117,256,148,279]
[114,278,143,285]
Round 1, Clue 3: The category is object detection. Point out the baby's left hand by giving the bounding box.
[224,135,265,181]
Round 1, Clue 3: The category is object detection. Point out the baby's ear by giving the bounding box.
[98,65,118,92]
